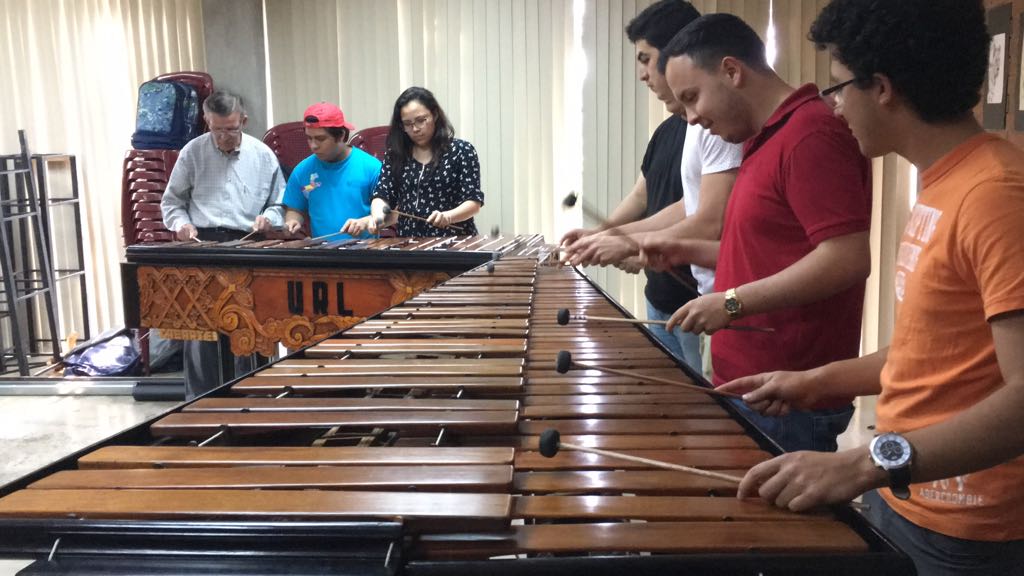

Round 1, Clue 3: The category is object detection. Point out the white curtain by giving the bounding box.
[0,0,912,348]
[267,0,575,242]
[0,0,205,338]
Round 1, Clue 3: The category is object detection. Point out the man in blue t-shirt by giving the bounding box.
[282,102,381,239]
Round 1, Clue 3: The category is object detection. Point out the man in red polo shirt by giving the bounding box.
[641,13,872,452]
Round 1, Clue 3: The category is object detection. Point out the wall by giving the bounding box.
[981,0,1024,148]
[202,0,269,138]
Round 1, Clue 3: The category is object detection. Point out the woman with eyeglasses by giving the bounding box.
[351,86,482,237]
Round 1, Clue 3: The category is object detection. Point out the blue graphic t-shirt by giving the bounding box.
[283,147,382,239]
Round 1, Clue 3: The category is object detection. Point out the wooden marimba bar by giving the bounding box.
[0,254,912,574]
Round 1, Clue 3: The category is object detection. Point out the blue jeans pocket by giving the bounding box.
[810,405,854,453]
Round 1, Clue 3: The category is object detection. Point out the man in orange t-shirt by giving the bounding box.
[717,0,1024,573]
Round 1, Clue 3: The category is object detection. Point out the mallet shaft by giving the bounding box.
[573,313,776,333]
[571,357,742,399]
[559,440,743,483]
[391,208,465,232]
[569,195,699,300]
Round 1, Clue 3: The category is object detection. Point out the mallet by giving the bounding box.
[557,308,775,333]
[561,192,699,300]
[382,205,464,232]
[555,349,741,399]
[538,428,742,483]
[537,430,869,511]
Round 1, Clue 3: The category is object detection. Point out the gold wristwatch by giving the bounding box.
[724,287,743,319]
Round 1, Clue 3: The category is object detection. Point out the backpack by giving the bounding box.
[131,79,200,150]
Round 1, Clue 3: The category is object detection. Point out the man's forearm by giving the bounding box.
[905,313,1024,483]
[284,208,304,226]
[604,192,647,227]
[617,201,685,236]
[649,237,720,269]
[809,348,887,400]
[735,231,871,317]
[160,187,191,231]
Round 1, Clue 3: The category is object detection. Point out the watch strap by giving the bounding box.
[890,466,911,500]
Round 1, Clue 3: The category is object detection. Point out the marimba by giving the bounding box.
[0,253,913,574]
[122,234,547,356]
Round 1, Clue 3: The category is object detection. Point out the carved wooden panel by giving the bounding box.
[138,266,450,356]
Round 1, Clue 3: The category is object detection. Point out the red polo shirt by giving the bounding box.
[711,84,871,403]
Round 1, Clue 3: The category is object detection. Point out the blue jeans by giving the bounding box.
[862,490,1024,575]
[646,299,701,373]
[730,398,853,453]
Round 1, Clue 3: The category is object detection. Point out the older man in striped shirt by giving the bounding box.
[161,90,286,399]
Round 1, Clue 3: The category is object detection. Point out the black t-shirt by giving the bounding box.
[641,115,699,313]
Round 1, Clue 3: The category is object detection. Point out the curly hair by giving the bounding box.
[385,86,455,190]
[809,0,989,123]
[625,0,701,50]
[657,13,770,75]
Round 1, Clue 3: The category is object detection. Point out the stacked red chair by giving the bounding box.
[120,149,179,247]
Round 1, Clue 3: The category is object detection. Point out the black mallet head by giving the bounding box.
[486,262,495,273]
[556,308,570,326]
[381,205,392,216]
[555,350,573,374]
[490,224,500,237]
[538,429,561,458]
[562,191,579,209]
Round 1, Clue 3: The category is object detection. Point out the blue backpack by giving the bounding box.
[131,80,200,149]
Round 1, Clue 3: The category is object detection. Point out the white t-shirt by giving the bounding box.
[680,124,743,295]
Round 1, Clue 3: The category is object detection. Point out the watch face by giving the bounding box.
[725,299,740,313]
[873,434,912,469]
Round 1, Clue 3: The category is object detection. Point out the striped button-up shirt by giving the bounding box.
[161,133,286,232]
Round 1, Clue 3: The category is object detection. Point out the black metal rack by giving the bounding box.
[33,153,91,346]
[0,133,91,378]
[0,131,63,375]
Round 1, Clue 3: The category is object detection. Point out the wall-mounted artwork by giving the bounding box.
[1015,11,1024,130]
[983,3,1011,130]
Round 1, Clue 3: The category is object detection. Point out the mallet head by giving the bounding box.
[556,308,570,326]
[555,350,572,374]
[538,429,562,458]
[562,191,579,209]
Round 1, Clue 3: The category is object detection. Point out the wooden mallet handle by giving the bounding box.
[555,350,741,399]
[556,308,775,333]
[538,428,742,483]
[383,205,464,232]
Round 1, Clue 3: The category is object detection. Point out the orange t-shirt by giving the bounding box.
[877,133,1024,541]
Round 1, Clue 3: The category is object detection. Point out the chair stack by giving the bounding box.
[120,149,179,247]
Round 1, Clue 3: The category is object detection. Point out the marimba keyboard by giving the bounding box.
[0,254,912,574]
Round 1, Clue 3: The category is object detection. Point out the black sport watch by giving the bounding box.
[869,432,913,500]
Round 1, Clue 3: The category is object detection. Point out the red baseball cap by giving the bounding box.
[303,102,355,130]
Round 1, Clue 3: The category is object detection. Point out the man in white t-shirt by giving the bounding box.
[679,122,742,296]
[564,1,741,368]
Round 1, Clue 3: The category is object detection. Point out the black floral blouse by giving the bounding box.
[372,138,484,237]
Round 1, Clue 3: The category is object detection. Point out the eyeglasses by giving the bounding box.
[819,77,859,102]
[211,127,243,137]
[402,115,433,132]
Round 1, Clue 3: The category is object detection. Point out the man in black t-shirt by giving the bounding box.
[561,1,705,368]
